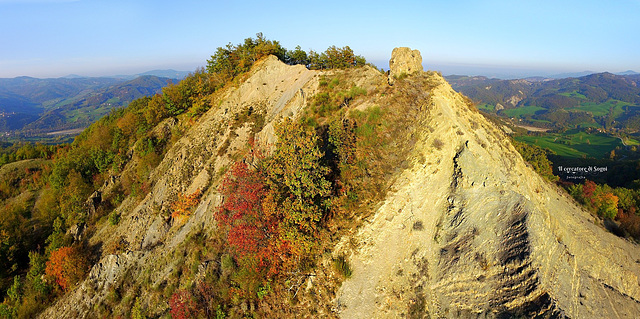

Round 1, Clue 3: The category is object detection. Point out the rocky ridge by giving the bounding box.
[388,47,423,85]
[38,50,640,318]
[335,62,640,318]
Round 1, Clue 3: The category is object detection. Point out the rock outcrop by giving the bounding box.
[335,69,640,318]
[389,47,423,84]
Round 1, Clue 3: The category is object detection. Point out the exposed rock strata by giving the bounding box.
[389,47,423,84]
[335,72,640,318]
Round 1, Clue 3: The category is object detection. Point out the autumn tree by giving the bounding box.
[169,290,200,319]
[45,246,87,291]
[593,192,619,219]
[262,118,331,256]
[583,180,597,200]
[217,162,281,274]
[170,189,202,222]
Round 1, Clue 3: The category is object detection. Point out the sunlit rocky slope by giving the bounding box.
[40,49,640,318]
[336,62,640,318]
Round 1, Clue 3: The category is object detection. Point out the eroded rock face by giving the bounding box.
[335,72,640,318]
[389,47,423,79]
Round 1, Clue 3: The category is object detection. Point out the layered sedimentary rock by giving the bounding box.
[335,62,640,318]
[389,47,423,84]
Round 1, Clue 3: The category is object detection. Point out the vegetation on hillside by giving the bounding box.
[0,34,384,318]
[0,76,175,138]
[513,141,558,182]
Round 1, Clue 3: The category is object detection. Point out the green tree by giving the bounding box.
[287,45,309,66]
[7,276,22,304]
[45,218,66,256]
[263,118,331,255]
[513,141,558,181]
[26,251,50,296]
[594,192,619,219]
[206,33,287,79]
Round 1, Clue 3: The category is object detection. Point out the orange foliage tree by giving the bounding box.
[45,246,88,291]
[171,189,202,221]
[216,162,283,276]
[594,192,619,219]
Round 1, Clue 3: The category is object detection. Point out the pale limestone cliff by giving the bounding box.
[335,72,640,318]
[389,47,423,84]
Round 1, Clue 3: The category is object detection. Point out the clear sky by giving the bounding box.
[1,0,639,78]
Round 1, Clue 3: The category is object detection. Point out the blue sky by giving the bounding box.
[1,0,638,78]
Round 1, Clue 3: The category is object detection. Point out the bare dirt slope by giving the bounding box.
[335,74,640,318]
[37,55,325,318]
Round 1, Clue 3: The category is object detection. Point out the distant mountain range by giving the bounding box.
[60,69,191,80]
[0,74,179,135]
[446,72,640,130]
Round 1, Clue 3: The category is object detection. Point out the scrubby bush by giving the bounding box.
[45,246,88,291]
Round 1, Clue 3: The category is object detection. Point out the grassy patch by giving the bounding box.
[332,256,352,278]
[577,100,629,117]
[623,137,640,146]
[477,104,495,112]
[558,90,588,100]
[515,130,623,158]
[501,105,546,118]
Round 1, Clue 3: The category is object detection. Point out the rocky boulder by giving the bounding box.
[389,47,423,83]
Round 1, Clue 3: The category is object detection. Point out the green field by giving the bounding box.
[623,137,640,146]
[515,130,623,158]
[477,103,495,112]
[577,100,629,117]
[559,90,588,100]
[502,105,546,118]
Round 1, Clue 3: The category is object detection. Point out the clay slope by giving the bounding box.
[36,52,640,318]
[38,55,385,318]
[335,75,640,318]
[36,56,325,318]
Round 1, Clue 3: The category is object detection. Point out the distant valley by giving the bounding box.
[446,72,640,132]
[0,70,189,141]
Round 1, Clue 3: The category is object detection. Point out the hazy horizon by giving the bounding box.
[2,0,639,79]
[2,62,635,81]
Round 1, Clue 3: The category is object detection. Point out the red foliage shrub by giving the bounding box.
[45,246,88,291]
[216,161,284,275]
[583,180,597,202]
[169,289,200,319]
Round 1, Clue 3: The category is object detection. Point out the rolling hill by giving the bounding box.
[446,72,640,130]
[0,75,178,137]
